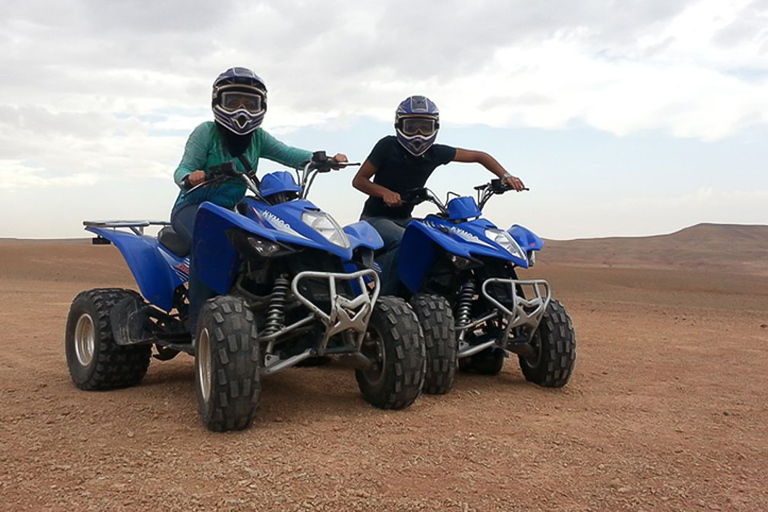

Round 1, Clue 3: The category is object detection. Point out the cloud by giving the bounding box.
[0,0,767,237]
[0,161,99,190]
[0,104,184,189]
[3,1,765,134]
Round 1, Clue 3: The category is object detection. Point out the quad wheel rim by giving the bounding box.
[361,327,386,387]
[523,331,543,368]
[197,328,212,403]
[74,313,96,366]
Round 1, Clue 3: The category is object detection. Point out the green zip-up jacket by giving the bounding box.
[173,121,312,210]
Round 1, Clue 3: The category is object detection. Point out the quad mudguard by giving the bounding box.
[508,224,544,252]
[398,219,542,293]
[86,226,187,312]
[192,202,384,296]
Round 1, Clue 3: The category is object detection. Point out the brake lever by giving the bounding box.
[183,161,241,194]
[490,178,530,194]
[184,175,229,194]
[319,161,362,173]
[401,187,429,205]
[335,161,361,169]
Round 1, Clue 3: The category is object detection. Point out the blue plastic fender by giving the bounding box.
[398,216,530,292]
[259,171,302,198]
[508,224,544,252]
[85,227,187,312]
[238,198,359,258]
[192,200,369,295]
[447,196,482,220]
[343,221,384,251]
[192,202,287,295]
[398,222,439,293]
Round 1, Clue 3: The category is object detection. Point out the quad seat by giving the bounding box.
[158,226,190,257]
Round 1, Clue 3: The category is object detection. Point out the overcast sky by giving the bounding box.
[1,0,766,239]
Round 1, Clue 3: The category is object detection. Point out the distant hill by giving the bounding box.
[1,223,766,280]
[541,223,768,276]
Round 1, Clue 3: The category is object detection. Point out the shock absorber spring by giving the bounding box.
[456,279,476,330]
[263,275,290,336]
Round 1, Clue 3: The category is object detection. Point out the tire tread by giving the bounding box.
[409,294,457,394]
[65,288,151,391]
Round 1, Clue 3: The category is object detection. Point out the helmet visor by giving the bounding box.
[220,91,264,114]
[401,117,437,136]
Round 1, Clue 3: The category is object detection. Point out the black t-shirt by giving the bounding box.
[361,136,457,218]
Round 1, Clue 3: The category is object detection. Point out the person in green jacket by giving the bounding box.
[171,67,347,332]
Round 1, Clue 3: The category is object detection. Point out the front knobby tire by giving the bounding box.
[356,296,426,410]
[65,288,151,390]
[409,294,456,394]
[519,299,576,387]
[195,296,261,432]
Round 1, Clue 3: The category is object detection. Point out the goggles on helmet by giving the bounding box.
[400,117,437,136]
[219,91,264,114]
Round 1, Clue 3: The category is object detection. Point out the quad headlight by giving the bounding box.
[302,211,350,248]
[485,228,526,261]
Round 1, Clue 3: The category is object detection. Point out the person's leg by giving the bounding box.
[171,204,215,336]
[363,216,410,296]
[170,203,198,246]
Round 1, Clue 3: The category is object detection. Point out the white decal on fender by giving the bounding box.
[257,209,309,240]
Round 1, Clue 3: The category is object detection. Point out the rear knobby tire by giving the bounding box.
[65,288,151,390]
[195,296,261,432]
[519,299,576,387]
[356,296,426,410]
[459,347,506,376]
[409,294,456,394]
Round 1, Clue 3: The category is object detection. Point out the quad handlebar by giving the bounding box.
[401,178,529,216]
[182,151,360,200]
[474,179,528,209]
[182,161,243,193]
[299,151,360,199]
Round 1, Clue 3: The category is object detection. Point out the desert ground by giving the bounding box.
[1,224,767,511]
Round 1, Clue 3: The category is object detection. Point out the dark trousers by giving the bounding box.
[361,216,412,296]
[171,203,216,336]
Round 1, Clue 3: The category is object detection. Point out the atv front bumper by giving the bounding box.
[259,268,380,375]
[456,278,551,358]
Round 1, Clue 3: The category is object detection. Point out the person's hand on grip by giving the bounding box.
[383,190,402,207]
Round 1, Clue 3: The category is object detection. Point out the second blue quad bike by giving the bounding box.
[64,153,426,431]
[395,179,576,394]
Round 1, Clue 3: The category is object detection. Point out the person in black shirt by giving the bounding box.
[353,95,526,294]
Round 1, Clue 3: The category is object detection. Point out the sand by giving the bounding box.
[1,229,767,511]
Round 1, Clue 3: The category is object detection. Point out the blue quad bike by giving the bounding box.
[394,179,576,394]
[65,153,426,431]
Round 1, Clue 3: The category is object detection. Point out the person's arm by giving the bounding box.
[259,129,348,169]
[173,124,212,189]
[352,160,402,207]
[453,148,526,191]
[259,130,313,169]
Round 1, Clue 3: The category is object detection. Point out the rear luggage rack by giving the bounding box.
[83,220,170,236]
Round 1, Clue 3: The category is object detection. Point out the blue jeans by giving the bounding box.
[171,203,216,336]
[361,216,412,296]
